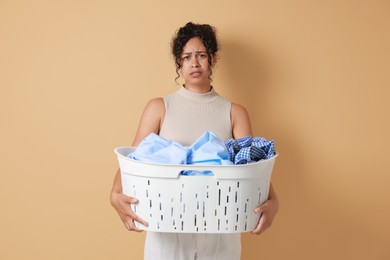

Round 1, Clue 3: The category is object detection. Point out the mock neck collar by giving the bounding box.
[177,85,219,102]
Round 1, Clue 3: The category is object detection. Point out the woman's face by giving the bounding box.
[180,37,214,88]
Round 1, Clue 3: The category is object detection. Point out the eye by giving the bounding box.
[198,53,207,59]
[181,55,191,61]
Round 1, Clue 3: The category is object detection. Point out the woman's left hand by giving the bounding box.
[251,196,279,235]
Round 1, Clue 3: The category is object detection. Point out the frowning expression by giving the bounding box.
[180,37,214,87]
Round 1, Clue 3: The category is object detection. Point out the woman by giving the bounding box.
[110,22,279,260]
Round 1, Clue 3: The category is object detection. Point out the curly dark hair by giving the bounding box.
[171,22,219,82]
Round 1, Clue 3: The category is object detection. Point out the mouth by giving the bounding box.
[190,71,202,77]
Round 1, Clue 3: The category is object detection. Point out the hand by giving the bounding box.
[251,197,279,235]
[110,191,148,232]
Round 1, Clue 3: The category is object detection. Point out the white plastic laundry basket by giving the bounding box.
[115,147,277,233]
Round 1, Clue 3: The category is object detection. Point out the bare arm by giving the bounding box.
[231,103,253,138]
[231,103,279,235]
[110,98,165,231]
[132,98,165,146]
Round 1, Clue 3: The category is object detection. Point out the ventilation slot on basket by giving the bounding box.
[258,191,262,204]
[132,185,137,213]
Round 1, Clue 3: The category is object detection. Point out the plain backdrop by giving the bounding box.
[1,0,389,259]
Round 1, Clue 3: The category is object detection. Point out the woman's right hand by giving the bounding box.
[110,191,148,232]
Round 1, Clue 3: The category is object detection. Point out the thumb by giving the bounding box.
[129,197,139,204]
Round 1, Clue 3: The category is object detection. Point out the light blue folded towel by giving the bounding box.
[183,131,233,176]
[128,131,233,176]
[187,131,233,166]
[128,133,188,165]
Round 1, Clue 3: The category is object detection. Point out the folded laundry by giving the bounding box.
[181,131,233,176]
[128,131,232,176]
[187,131,233,166]
[128,132,275,174]
[127,133,188,164]
[225,136,275,164]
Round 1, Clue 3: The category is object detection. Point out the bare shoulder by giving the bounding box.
[132,97,165,146]
[231,103,252,138]
[231,103,249,117]
[145,97,165,111]
[141,97,165,125]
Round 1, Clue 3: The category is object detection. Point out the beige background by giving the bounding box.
[1,0,389,259]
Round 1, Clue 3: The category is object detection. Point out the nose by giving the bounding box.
[191,56,200,67]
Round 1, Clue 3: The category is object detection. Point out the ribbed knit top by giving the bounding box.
[159,86,232,146]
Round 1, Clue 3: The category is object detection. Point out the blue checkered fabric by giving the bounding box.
[225,136,275,164]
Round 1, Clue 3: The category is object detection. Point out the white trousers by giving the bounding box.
[144,232,241,260]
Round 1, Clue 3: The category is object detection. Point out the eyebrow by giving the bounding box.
[181,51,207,56]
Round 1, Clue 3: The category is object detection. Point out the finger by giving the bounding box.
[123,220,131,231]
[131,214,149,227]
[253,212,273,235]
[121,195,138,204]
[255,200,269,214]
[251,214,266,235]
[122,207,148,227]
[120,197,138,214]
[129,197,139,204]
[121,214,144,232]
[125,198,148,226]
[127,220,144,232]
[119,195,148,227]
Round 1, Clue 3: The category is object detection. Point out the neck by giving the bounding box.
[183,83,212,94]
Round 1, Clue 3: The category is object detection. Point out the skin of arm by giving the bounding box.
[110,98,165,232]
[231,103,279,235]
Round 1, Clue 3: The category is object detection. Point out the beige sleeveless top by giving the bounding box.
[145,86,240,260]
[159,86,232,146]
